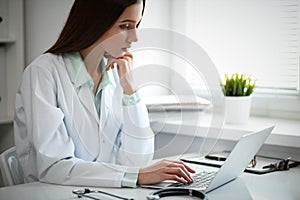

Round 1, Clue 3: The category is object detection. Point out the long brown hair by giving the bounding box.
[45,0,145,54]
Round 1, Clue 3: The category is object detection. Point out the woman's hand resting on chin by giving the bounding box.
[105,52,135,95]
[137,160,196,185]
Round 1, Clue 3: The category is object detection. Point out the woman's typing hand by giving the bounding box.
[137,160,196,185]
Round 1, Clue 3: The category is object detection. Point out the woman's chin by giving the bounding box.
[117,51,127,58]
[108,51,125,58]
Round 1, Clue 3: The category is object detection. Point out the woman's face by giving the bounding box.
[97,2,143,58]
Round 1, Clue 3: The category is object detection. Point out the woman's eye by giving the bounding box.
[119,24,131,30]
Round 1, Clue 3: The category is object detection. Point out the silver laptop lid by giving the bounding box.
[206,126,274,192]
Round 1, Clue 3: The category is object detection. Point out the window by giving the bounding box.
[170,0,300,119]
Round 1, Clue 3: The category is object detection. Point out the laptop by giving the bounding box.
[141,126,274,193]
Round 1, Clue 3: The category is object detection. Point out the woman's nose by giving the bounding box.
[127,29,138,43]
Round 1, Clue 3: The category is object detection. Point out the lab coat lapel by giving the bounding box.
[100,69,118,130]
[98,84,122,163]
[63,54,100,123]
[101,85,113,128]
[78,86,99,123]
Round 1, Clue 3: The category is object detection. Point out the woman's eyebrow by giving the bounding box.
[119,19,136,23]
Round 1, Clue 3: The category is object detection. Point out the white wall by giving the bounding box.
[25,0,73,64]
[132,0,173,96]
[141,0,172,29]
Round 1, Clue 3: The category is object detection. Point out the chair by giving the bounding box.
[0,146,25,186]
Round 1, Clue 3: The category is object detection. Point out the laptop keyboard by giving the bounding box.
[169,171,217,189]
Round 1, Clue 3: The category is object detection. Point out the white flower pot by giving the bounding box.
[225,96,252,124]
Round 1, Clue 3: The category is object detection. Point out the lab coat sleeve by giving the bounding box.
[17,64,138,187]
[117,99,155,166]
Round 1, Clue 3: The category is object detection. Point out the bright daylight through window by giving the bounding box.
[176,0,300,119]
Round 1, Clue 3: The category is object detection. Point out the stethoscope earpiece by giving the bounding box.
[147,194,160,200]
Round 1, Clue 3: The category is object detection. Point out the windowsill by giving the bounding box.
[191,87,300,121]
[149,111,300,148]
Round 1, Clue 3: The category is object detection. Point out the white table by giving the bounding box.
[0,161,299,200]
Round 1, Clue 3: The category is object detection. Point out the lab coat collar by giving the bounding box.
[65,52,113,89]
[66,52,93,88]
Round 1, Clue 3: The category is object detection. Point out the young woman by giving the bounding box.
[14,0,195,187]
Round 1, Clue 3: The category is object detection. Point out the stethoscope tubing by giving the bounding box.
[72,188,134,200]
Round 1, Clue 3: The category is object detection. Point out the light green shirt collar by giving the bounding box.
[66,52,110,93]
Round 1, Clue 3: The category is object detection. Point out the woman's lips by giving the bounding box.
[122,46,131,52]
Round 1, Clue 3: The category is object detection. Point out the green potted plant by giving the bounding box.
[221,73,256,124]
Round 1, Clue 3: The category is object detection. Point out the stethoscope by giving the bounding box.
[72,187,207,200]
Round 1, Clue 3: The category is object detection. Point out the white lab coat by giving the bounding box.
[14,53,154,187]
